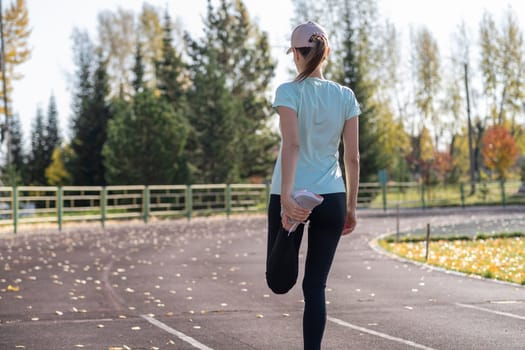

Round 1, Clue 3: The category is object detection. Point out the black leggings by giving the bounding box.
[266,193,346,350]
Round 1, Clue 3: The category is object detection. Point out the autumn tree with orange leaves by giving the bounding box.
[481,125,519,180]
[434,150,454,184]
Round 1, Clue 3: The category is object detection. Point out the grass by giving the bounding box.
[378,232,525,285]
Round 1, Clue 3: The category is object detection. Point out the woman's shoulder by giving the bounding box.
[275,81,300,97]
[325,80,355,94]
[276,80,297,91]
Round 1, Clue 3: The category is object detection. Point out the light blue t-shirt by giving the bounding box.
[270,77,361,195]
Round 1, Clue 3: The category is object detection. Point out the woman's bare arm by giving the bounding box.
[342,116,360,235]
[278,106,310,223]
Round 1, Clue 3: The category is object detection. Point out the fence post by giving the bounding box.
[460,183,465,208]
[143,186,150,223]
[395,204,400,242]
[225,184,231,219]
[500,180,506,207]
[421,184,426,209]
[57,187,63,231]
[379,169,388,212]
[12,186,18,234]
[101,187,107,228]
[425,223,431,261]
[378,182,387,212]
[186,185,192,221]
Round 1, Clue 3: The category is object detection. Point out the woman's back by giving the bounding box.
[270,77,360,195]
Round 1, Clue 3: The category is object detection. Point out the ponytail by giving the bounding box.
[294,34,329,82]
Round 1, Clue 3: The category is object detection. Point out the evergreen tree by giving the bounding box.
[132,41,145,93]
[105,42,189,185]
[186,0,277,182]
[69,29,93,184]
[28,108,47,185]
[9,113,25,178]
[155,9,186,106]
[88,53,112,185]
[154,9,191,183]
[24,95,61,185]
[70,29,112,186]
[103,89,188,185]
[0,113,25,185]
[186,47,240,183]
[45,94,61,161]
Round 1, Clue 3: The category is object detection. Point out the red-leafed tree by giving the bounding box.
[434,151,454,184]
[481,125,519,180]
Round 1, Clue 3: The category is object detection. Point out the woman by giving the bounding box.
[266,21,360,350]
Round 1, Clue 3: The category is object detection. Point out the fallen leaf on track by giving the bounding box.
[7,284,20,292]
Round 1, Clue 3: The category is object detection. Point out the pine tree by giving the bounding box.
[28,108,47,185]
[132,41,145,93]
[45,94,61,161]
[104,39,189,185]
[155,9,186,106]
[153,9,192,183]
[186,47,240,183]
[70,30,112,185]
[185,0,277,182]
[9,113,24,175]
[103,89,188,185]
[0,113,25,185]
[87,53,112,185]
[69,29,93,184]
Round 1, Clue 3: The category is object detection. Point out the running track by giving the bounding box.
[0,207,524,349]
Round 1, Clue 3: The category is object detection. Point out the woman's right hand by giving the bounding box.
[281,194,311,223]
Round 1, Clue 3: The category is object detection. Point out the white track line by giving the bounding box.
[455,303,525,321]
[141,314,214,350]
[328,316,438,350]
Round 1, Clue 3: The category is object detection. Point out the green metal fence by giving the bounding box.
[365,180,524,210]
[1,184,270,233]
[1,181,523,233]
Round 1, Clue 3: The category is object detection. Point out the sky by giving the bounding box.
[9,0,525,142]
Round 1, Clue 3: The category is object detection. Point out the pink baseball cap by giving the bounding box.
[286,21,329,54]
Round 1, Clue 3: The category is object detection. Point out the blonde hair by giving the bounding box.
[294,34,329,82]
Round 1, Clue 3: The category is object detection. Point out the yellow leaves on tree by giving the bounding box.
[419,127,434,162]
[4,0,30,69]
[1,0,31,113]
[481,125,519,180]
[45,146,73,186]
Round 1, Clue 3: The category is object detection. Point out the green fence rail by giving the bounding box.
[1,181,523,233]
[365,180,524,210]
